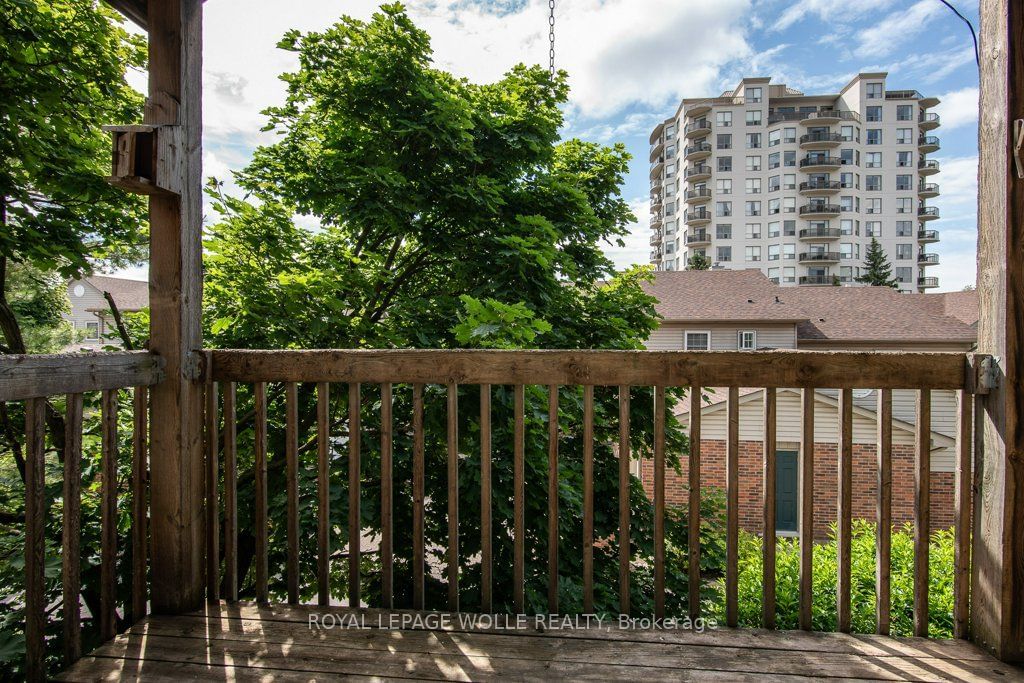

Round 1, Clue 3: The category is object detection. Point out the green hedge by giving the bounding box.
[715,519,957,637]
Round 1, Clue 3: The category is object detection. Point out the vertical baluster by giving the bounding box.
[954,389,973,639]
[348,382,361,608]
[285,382,299,605]
[725,386,739,628]
[837,388,854,633]
[914,389,931,637]
[131,388,148,621]
[412,384,425,610]
[548,384,559,614]
[64,394,84,662]
[24,397,45,682]
[689,383,702,621]
[618,385,630,616]
[100,389,118,640]
[513,384,525,613]
[254,382,269,604]
[480,384,492,613]
[762,387,776,629]
[876,388,893,635]
[224,383,238,602]
[380,382,393,609]
[583,385,595,613]
[799,388,815,631]
[205,380,219,602]
[316,382,330,606]
[447,383,459,611]
[654,385,666,620]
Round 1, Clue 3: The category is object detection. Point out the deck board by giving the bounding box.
[56,604,1021,682]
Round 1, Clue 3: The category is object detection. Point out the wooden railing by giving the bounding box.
[203,349,980,635]
[1,348,985,679]
[0,352,163,681]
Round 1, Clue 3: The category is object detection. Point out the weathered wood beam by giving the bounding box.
[972,0,1024,662]
[104,0,148,30]
[147,0,205,615]
[208,349,973,390]
[0,352,164,401]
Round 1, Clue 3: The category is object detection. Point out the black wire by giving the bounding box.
[936,0,980,67]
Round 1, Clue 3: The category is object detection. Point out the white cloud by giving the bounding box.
[770,0,892,32]
[604,196,654,270]
[934,87,978,131]
[854,1,945,59]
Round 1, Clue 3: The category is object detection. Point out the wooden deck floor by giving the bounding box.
[57,603,1021,682]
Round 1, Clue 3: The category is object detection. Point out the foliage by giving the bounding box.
[0,0,147,277]
[3,262,73,353]
[200,2,701,617]
[856,238,899,288]
[686,253,711,271]
[725,521,957,638]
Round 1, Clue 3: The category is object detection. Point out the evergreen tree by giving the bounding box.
[857,238,899,288]
[687,253,711,270]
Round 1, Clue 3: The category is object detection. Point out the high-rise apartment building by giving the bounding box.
[649,74,941,291]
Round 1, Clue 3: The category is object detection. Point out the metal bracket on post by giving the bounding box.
[968,354,1001,395]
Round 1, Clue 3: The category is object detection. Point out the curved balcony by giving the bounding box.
[685,101,713,119]
[649,196,662,213]
[684,142,712,162]
[799,180,841,196]
[684,164,712,182]
[649,232,663,246]
[799,203,841,217]
[918,253,940,266]
[649,138,664,162]
[799,155,842,171]
[799,132,843,149]
[686,230,712,246]
[650,248,662,261]
[918,182,940,199]
[918,135,940,153]
[649,122,665,146]
[684,119,712,138]
[919,276,939,288]
[685,210,711,227]
[919,112,940,130]
[684,188,712,204]
[918,229,939,243]
[799,110,859,125]
[799,274,835,285]
[799,251,840,264]
[918,206,940,221]
[799,227,842,241]
[920,95,940,108]
[919,159,940,175]
[649,158,664,180]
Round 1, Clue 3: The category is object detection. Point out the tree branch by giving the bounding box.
[102,290,135,350]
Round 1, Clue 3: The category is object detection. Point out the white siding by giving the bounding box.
[66,280,112,347]
[645,322,797,351]
[690,389,954,472]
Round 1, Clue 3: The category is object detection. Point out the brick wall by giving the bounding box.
[639,440,955,541]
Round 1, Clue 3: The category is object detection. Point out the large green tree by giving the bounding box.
[204,3,720,616]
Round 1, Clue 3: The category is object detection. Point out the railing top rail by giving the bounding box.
[0,351,164,402]
[207,349,976,391]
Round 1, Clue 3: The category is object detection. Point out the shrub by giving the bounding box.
[721,520,957,637]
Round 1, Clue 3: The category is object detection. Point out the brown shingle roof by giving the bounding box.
[785,286,976,343]
[85,275,149,312]
[643,269,807,322]
[906,290,979,328]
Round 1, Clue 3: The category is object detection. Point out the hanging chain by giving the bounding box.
[548,0,556,78]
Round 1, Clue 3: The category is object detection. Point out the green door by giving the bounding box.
[776,450,799,533]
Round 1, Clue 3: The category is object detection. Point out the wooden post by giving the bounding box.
[973,0,1024,662]
[146,0,205,614]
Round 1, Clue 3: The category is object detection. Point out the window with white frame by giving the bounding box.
[783,266,796,283]
[783,243,796,260]
[685,330,711,350]
[768,221,781,237]
[768,244,781,261]
[745,245,762,261]
[746,155,761,171]
[85,321,100,340]
[866,198,882,214]
[716,178,732,194]
[746,222,761,239]
[716,111,732,127]
[746,178,762,194]
[738,331,757,350]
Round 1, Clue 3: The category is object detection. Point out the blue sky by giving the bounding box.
[123,0,981,291]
